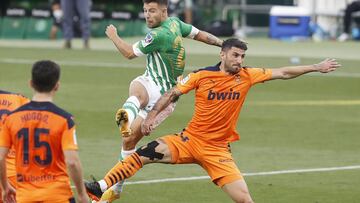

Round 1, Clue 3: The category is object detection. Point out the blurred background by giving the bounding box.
[0,0,359,42]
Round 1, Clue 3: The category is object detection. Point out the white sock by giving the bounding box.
[98,180,108,192]
[121,147,136,160]
[122,96,140,126]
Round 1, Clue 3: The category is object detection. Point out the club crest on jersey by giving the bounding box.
[141,33,154,47]
[180,74,190,85]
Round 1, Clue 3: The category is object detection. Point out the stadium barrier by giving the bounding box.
[0,8,148,39]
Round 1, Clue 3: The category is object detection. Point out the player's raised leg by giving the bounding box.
[221,179,254,203]
[85,139,172,201]
[115,81,148,137]
[98,81,148,202]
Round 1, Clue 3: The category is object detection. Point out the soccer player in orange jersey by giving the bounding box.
[85,38,341,202]
[0,60,89,203]
[0,90,29,203]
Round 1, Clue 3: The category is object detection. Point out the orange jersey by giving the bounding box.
[0,90,30,178]
[0,101,78,202]
[177,63,272,144]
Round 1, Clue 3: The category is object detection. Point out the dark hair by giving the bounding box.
[221,38,248,52]
[143,0,168,6]
[31,60,60,92]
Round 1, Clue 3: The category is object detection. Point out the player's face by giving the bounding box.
[221,47,246,74]
[143,2,167,28]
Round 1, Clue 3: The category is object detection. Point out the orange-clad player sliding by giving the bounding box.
[0,90,29,203]
[0,60,88,203]
[85,38,340,202]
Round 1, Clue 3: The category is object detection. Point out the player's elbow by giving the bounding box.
[281,73,293,80]
[274,70,293,80]
[64,151,80,168]
[65,158,78,168]
[0,156,6,163]
[124,52,137,60]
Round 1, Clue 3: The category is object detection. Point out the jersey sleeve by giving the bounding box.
[61,119,78,151]
[0,120,12,148]
[20,96,30,105]
[132,31,163,56]
[176,72,200,94]
[177,18,199,38]
[248,68,272,85]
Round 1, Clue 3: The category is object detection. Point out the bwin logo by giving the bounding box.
[207,89,240,100]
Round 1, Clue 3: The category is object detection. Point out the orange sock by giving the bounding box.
[104,153,143,187]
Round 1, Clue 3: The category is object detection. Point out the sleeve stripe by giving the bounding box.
[132,42,145,57]
[187,26,200,39]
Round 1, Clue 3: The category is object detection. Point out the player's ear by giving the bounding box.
[162,8,167,16]
[220,51,225,59]
[53,82,60,92]
[29,80,34,89]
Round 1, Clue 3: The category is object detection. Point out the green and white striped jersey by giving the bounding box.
[133,17,199,95]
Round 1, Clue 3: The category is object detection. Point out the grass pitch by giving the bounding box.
[0,38,359,202]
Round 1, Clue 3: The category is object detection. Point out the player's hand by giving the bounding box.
[141,112,157,136]
[105,24,119,40]
[2,183,16,203]
[141,120,153,136]
[77,193,89,203]
[315,58,341,73]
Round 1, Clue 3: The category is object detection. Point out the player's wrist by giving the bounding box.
[312,63,320,71]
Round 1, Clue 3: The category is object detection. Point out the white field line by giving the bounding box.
[73,165,360,188]
[123,165,360,185]
[1,57,360,78]
[249,100,360,106]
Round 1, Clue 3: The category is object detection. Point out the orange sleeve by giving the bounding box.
[248,68,272,85]
[61,125,78,151]
[0,120,12,148]
[176,72,200,94]
[20,97,30,105]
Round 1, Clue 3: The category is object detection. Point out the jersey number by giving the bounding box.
[17,128,52,166]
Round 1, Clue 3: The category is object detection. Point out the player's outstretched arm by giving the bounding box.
[142,87,183,135]
[194,30,223,47]
[270,58,341,80]
[105,24,137,59]
[64,150,89,203]
[0,147,15,203]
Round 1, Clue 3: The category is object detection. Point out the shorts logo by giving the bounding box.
[180,74,190,85]
[141,33,154,47]
[219,158,233,163]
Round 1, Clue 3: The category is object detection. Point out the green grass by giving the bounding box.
[0,38,359,202]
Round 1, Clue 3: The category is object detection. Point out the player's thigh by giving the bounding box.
[19,197,75,203]
[129,76,156,109]
[130,75,162,112]
[160,134,195,164]
[199,144,242,186]
[129,79,149,108]
[221,179,253,203]
[137,138,173,164]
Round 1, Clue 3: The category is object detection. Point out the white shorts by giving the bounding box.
[131,75,176,128]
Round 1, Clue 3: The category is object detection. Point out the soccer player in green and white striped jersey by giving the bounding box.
[97,0,223,202]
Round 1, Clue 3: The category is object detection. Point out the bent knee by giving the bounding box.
[234,193,254,203]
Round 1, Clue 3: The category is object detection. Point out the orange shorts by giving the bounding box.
[162,133,243,187]
[16,197,75,203]
[0,176,16,203]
